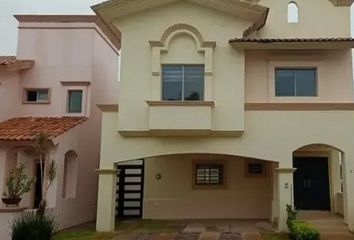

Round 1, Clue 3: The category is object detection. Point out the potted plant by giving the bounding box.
[2,164,35,207]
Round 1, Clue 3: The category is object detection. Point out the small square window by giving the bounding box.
[245,159,267,178]
[67,90,83,113]
[195,163,224,186]
[248,163,263,174]
[25,89,50,103]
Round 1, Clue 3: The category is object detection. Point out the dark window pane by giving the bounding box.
[275,69,295,96]
[295,69,317,96]
[162,65,182,101]
[27,91,38,102]
[184,65,204,101]
[68,90,83,113]
[248,163,264,174]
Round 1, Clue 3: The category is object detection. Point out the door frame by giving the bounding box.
[293,151,333,211]
[116,160,145,219]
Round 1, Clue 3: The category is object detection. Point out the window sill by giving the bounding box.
[22,101,50,105]
[146,101,215,107]
[192,184,227,190]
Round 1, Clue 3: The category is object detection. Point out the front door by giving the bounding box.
[293,157,330,210]
[116,160,144,219]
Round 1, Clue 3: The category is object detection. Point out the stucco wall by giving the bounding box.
[245,49,354,103]
[16,25,95,117]
[115,1,250,132]
[0,20,119,229]
[258,0,351,38]
[144,154,273,219]
[0,72,21,121]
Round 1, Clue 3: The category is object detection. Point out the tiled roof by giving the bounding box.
[0,56,35,71]
[0,117,87,141]
[229,37,354,43]
[0,56,17,65]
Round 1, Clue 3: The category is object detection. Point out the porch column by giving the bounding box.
[96,169,118,232]
[276,167,296,232]
[343,151,354,231]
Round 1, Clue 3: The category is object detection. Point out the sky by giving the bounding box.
[0,1,353,55]
[0,0,102,55]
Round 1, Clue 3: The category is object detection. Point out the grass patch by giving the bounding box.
[53,230,115,240]
[262,233,290,240]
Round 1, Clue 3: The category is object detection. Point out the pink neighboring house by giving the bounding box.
[0,15,119,239]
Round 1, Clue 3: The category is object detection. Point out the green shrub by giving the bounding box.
[288,220,319,240]
[11,210,57,240]
[286,205,298,229]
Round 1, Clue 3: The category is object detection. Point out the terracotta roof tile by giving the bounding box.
[0,117,87,141]
[0,56,35,71]
[0,56,17,65]
[229,37,354,43]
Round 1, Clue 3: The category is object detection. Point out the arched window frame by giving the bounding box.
[288,1,299,24]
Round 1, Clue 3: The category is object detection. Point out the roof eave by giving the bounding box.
[229,41,354,50]
[0,60,35,72]
[92,0,270,41]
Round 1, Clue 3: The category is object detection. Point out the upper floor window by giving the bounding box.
[275,68,317,97]
[67,90,83,113]
[162,65,204,101]
[288,1,299,23]
[24,88,50,104]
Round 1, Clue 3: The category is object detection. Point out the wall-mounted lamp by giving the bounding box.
[155,173,162,180]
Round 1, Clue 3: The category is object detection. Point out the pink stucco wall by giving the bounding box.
[0,18,119,231]
[0,72,22,122]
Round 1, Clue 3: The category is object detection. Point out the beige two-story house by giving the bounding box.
[93,0,354,232]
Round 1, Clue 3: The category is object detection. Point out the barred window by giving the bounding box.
[195,163,224,185]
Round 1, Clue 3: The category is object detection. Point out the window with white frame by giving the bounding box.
[67,90,83,113]
[275,68,317,97]
[195,163,224,186]
[162,65,204,101]
[24,89,50,103]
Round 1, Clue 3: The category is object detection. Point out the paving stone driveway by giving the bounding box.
[114,220,275,240]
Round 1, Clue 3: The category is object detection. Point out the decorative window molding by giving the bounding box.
[60,81,91,86]
[149,24,216,76]
[268,61,322,102]
[149,24,216,101]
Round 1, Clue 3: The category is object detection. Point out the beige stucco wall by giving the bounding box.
[245,50,354,103]
[144,154,273,219]
[258,0,351,38]
[96,0,354,232]
[116,1,250,132]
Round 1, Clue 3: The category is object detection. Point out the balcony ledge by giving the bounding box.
[146,101,215,107]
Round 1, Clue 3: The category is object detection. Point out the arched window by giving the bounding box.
[288,1,299,23]
[62,150,78,199]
